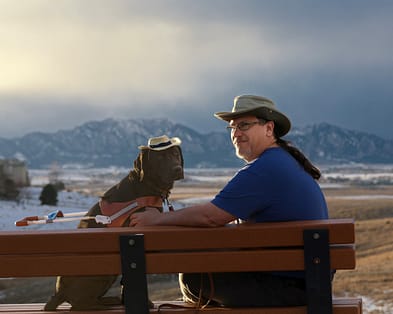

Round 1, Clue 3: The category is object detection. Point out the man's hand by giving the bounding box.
[129,207,162,226]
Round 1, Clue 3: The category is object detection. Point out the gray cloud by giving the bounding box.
[0,0,392,139]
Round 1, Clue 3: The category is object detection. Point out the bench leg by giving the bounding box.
[304,229,332,314]
[120,234,150,314]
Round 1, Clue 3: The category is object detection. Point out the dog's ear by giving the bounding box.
[178,146,184,169]
[133,151,145,181]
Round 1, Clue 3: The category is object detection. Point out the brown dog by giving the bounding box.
[44,135,184,311]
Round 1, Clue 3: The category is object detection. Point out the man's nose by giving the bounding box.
[231,128,244,139]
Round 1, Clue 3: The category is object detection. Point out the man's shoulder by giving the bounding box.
[255,147,290,165]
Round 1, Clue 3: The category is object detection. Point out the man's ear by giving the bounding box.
[266,120,275,137]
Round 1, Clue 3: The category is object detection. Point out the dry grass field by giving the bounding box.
[324,186,393,313]
[1,183,392,313]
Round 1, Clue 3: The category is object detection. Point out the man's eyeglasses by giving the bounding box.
[226,119,266,132]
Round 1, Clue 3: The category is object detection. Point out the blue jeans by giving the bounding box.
[179,272,306,307]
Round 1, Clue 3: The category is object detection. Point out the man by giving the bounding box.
[130,95,328,307]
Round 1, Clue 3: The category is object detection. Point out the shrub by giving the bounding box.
[39,184,58,206]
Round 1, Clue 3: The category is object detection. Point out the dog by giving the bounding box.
[44,135,184,311]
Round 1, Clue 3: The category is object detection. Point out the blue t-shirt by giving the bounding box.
[211,147,328,222]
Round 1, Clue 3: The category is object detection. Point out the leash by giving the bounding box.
[15,210,107,227]
[163,196,175,211]
[157,273,216,312]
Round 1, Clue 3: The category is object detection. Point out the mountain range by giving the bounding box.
[0,118,392,168]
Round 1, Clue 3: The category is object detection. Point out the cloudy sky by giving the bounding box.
[1,0,392,139]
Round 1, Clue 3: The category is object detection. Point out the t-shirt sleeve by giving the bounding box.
[211,166,272,221]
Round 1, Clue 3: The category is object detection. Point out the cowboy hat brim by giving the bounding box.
[138,136,182,151]
[214,107,291,137]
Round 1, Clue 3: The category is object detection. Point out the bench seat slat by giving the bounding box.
[0,298,362,314]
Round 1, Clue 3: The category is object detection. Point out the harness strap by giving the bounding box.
[100,196,163,227]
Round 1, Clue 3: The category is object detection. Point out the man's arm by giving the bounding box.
[129,202,236,227]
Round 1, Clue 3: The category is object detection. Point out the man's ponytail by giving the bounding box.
[276,138,321,180]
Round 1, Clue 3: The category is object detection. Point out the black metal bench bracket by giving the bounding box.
[119,230,333,314]
[120,234,149,314]
[304,228,332,314]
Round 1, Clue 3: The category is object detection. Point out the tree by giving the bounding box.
[0,178,19,200]
[39,183,58,206]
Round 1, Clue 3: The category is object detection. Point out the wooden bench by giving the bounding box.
[0,219,362,314]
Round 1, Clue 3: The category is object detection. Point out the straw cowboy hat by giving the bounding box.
[214,95,291,137]
[138,135,182,151]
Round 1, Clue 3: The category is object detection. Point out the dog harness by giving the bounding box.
[99,196,164,227]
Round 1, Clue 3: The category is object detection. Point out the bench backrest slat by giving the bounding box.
[0,219,354,254]
[0,246,355,277]
[144,247,355,274]
[0,254,119,277]
[0,219,355,278]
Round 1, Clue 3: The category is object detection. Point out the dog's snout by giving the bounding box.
[172,165,184,180]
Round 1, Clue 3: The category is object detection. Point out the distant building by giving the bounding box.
[0,159,30,198]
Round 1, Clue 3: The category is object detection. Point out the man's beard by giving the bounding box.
[235,146,252,162]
